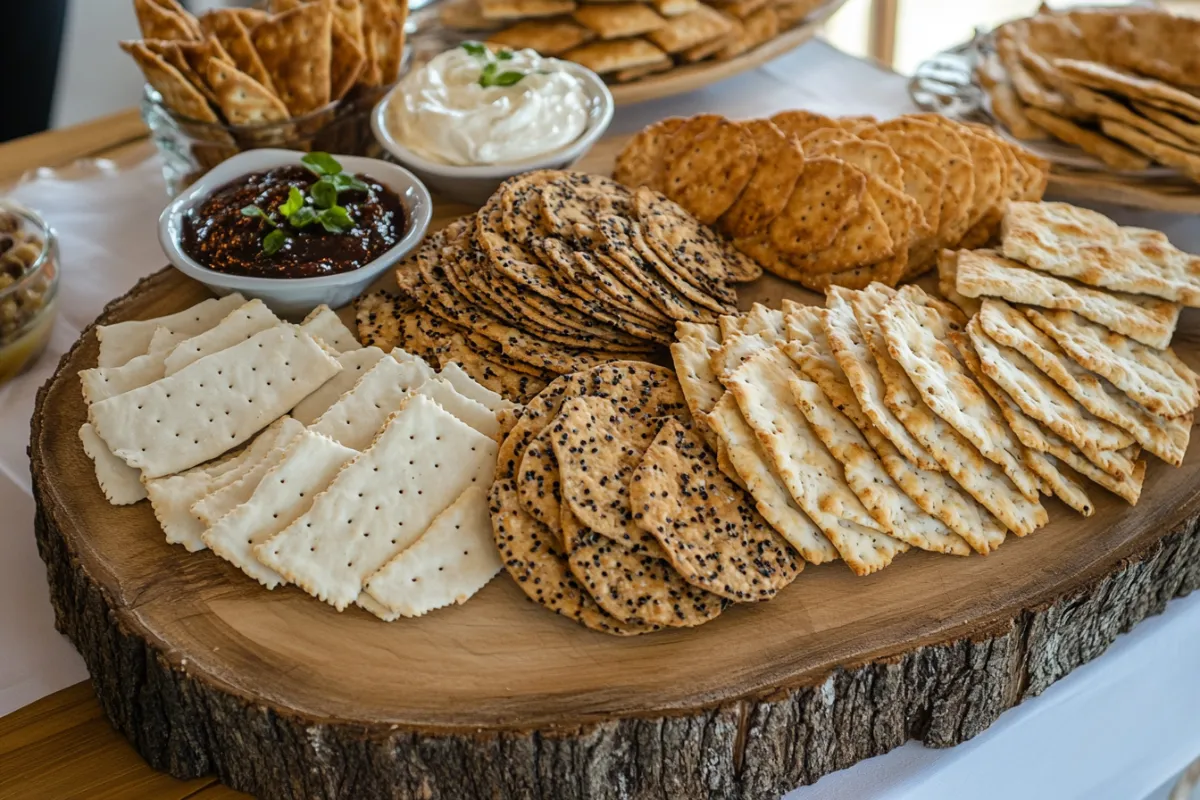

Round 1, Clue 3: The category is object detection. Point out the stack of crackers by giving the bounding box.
[121,0,405,144]
[492,362,802,635]
[438,0,829,84]
[355,170,759,402]
[978,5,1200,177]
[614,111,1050,292]
[79,293,521,621]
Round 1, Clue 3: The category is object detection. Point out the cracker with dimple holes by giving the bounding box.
[670,334,723,449]
[96,293,245,369]
[563,37,667,75]
[631,418,802,601]
[646,4,733,53]
[966,316,1134,456]
[199,7,276,93]
[784,338,974,556]
[821,288,939,471]
[563,504,723,627]
[1025,308,1199,418]
[164,299,281,376]
[145,417,304,551]
[573,3,665,38]
[1000,200,1200,307]
[805,136,905,193]
[362,485,502,619]
[90,326,338,479]
[977,298,1191,466]
[854,285,1044,544]
[300,304,360,352]
[258,395,498,611]
[310,356,431,450]
[955,248,1180,352]
[663,118,756,225]
[80,328,188,405]
[80,423,146,506]
[488,20,594,55]
[878,292,1041,501]
[764,157,866,257]
[414,377,500,440]
[936,249,980,318]
[191,426,299,527]
[769,109,837,140]
[518,428,564,545]
[203,429,356,588]
[134,0,201,40]
[778,178,895,276]
[204,58,289,126]
[551,396,669,556]
[614,117,686,191]
[252,1,332,116]
[123,40,218,124]
[706,392,839,563]
[291,346,389,426]
[726,346,887,544]
[718,119,805,239]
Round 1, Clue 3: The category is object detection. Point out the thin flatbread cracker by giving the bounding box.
[310,356,432,450]
[79,423,146,505]
[79,329,188,405]
[203,429,357,588]
[95,293,245,368]
[300,304,360,352]
[439,362,519,413]
[291,346,389,425]
[414,378,501,439]
[363,486,502,618]
[163,298,280,375]
[191,429,298,527]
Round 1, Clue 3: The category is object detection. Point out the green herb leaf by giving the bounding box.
[481,69,526,88]
[317,205,354,233]
[263,229,288,255]
[278,186,305,218]
[497,49,514,60]
[461,40,487,57]
[241,205,276,227]
[301,151,343,176]
[311,178,339,210]
[288,206,319,229]
[329,171,370,193]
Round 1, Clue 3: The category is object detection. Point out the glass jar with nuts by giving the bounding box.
[0,202,59,385]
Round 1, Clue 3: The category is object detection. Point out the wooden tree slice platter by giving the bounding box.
[28,138,1200,799]
[607,0,848,107]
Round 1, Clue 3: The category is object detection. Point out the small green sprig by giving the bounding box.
[240,152,368,255]
[460,41,526,88]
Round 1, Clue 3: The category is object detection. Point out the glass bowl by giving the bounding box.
[0,202,59,385]
[141,82,396,196]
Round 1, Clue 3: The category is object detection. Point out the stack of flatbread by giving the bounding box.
[614,111,1050,291]
[79,294,518,621]
[977,5,1200,177]
[491,361,802,635]
[438,0,829,84]
[355,170,759,402]
[672,259,1197,575]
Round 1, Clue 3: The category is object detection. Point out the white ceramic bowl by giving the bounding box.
[370,62,614,206]
[158,149,432,317]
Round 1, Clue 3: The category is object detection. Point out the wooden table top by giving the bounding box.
[0,110,253,800]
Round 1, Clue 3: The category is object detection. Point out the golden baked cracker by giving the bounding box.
[770,109,838,141]
[1133,102,1200,145]
[480,0,575,20]
[653,0,700,16]
[1060,82,1200,153]
[765,157,866,256]
[139,39,221,106]
[564,37,669,74]
[488,19,595,55]
[1101,119,1200,178]
[936,249,980,317]
[253,1,333,115]
[134,0,201,40]
[205,58,290,126]
[634,184,762,283]
[573,3,666,38]
[997,33,1085,120]
[439,0,503,30]
[613,116,686,189]
[518,428,564,542]
[199,9,278,94]
[804,136,905,193]
[663,118,757,224]
[680,29,736,63]
[718,118,805,238]
[986,72,1051,141]
[1053,57,1200,121]
[615,57,674,82]
[632,418,803,600]
[646,4,733,53]
[881,116,975,250]
[717,5,777,59]
[774,0,824,28]
[1025,107,1151,171]
[782,175,896,275]
[710,0,767,20]
[329,17,367,100]
[123,40,219,122]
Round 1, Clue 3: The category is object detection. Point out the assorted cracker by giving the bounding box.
[615,111,1049,291]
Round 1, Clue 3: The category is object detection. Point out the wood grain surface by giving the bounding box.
[25,131,1200,796]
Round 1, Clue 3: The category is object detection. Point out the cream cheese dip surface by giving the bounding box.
[388,44,591,167]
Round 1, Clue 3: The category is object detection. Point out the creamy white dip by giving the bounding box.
[389,45,591,167]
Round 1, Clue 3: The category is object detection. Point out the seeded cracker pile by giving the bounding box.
[977,5,1200,178]
[439,0,831,85]
[614,111,1051,291]
[491,362,801,635]
[356,170,759,402]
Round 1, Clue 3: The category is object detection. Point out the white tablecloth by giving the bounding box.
[1,40,1197,800]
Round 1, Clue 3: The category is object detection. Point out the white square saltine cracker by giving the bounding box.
[309,355,432,450]
[95,293,245,369]
[90,326,340,478]
[257,394,499,611]
[163,298,280,376]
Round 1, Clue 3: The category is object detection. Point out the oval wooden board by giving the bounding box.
[608,0,848,107]
[29,138,1200,797]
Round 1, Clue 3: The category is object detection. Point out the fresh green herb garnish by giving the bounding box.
[497,48,514,60]
[241,152,368,255]
[479,61,527,88]
[461,40,487,57]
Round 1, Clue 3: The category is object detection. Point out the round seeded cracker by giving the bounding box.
[718,119,806,239]
[766,157,867,256]
[634,186,762,283]
[613,116,687,191]
[663,118,758,225]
